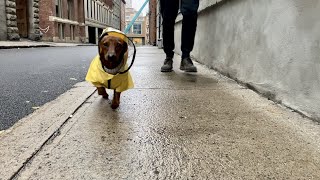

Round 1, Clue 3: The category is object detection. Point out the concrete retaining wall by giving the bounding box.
[174,0,320,121]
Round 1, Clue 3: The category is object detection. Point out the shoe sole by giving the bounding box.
[180,66,197,72]
[161,69,173,72]
[184,69,197,72]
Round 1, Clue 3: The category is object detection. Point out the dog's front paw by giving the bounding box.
[102,94,109,99]
[111,101,119,109]
[111,91,121,109]
[97,87,108,99]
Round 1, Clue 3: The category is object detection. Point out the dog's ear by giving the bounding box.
[122,41,128,53]
[119,41,128,61]
[98,36,107,61]
[98,33,109,60]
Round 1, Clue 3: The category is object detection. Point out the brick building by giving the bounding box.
[0,0,41,41]
[156,0,162,48]
[145,14,149,44]
[120,1,126,31]
[1,0,125,43]
[148,0,156,46]
[39,0,85,43]
[125,7,147,45]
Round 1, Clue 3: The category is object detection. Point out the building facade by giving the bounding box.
[156,0,162,48]
[125,7,147,45]
[39,0,86,43]
[83,0,125,44]
[115,0,126,31]
[0,0,41,41]
[112,0,120,30]
[84,0,113,44]
[148,0,156,46]
[1,0,125,43]
[145,15,149,44]
[125,0,131,8]
[120,0,126,31]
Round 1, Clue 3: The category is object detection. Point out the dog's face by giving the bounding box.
[99,35,128,73]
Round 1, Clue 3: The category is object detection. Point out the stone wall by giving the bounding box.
[6,0,19,40]
[173,0,320,121]
[3,0,40,40]
[30,0,41,40]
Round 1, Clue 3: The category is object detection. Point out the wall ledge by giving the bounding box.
[176,0,226,23]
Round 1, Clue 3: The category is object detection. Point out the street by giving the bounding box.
[0,46,97,130]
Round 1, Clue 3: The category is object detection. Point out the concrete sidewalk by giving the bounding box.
[1,46,320,179]
[0,40,94,49]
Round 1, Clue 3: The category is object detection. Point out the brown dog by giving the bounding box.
[86,28,134,109]
[98,35,127,109]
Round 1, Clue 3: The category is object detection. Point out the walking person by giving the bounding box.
[160,0,199,72]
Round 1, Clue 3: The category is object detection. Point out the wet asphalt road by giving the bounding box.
[0,46,97,130]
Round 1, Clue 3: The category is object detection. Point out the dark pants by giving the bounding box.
[160,0,199,59]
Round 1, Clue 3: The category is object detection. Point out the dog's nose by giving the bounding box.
[108,54,115,58]
[107,54,116,61]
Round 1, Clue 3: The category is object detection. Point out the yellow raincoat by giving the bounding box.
[85,28,134,92]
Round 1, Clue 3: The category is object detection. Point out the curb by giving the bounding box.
[0,82,96,180]
[0,45,51,49]
[76,44,96,46]
[0,44,96,49]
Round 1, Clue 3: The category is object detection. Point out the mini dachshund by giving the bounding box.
[86,28,134,109]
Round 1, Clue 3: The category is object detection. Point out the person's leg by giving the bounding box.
[160,0,179,72]
[180,0,199,72]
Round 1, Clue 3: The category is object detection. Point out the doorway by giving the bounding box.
[88,26,96,44]
[16,0,29,38]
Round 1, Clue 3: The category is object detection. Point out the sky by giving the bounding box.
[131,0,149,16]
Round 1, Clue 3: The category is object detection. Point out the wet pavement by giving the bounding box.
[1,46,320,179]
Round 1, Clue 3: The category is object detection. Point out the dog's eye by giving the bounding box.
[116,43,122,50]
[103,43,109,48]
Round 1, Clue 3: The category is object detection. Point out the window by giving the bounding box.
[92,1,95,19]
[58,23,65,39]
[107,11,109,24]
[86,0,89,18]
[70,25,75,40]
[97,5,99,21]
[109,12,112,25]
[67,0,73,20]
[107,10,109,24]
[133,23,142,34]
[55,0,62,17]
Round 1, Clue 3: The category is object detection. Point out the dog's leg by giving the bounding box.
[97,87,109,99]
[111,90,121,109]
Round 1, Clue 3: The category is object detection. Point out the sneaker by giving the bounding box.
[180,57,197,72]
[161,58,173,72]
